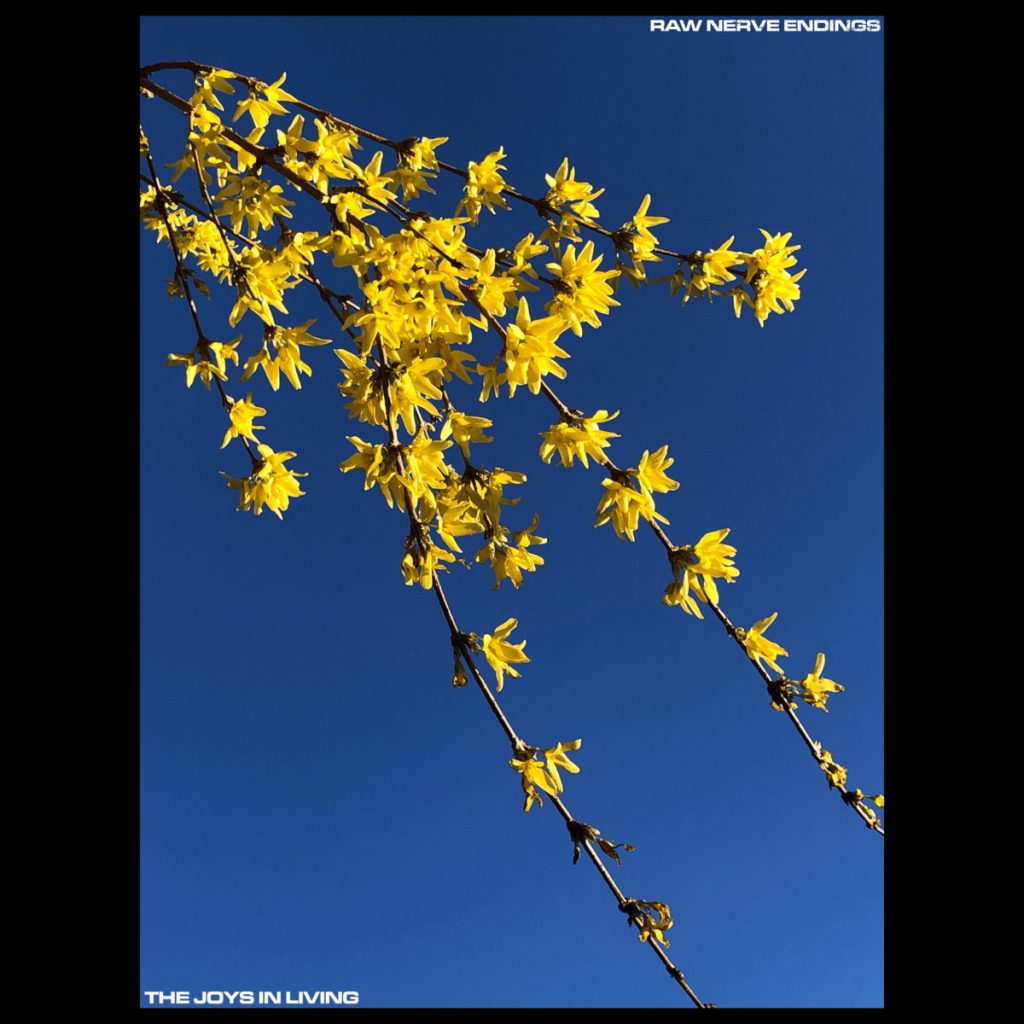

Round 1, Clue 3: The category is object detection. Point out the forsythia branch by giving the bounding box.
[141,59,880,1007]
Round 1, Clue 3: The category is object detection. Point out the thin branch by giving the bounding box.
[140,64,701,261]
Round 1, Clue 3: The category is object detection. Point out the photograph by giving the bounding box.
[140,15,884,1008]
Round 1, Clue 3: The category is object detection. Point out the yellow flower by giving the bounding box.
[275,111,314,150]
[798,652,845,711]
[221,444,307,519]
[232,72,297,129]
[189,68,236,112]
[701,236,744,285]
[457,147,511,224]
[662,574,706,619]
[594,479,668,542]
[242,321,330,391]
[545,241,620,336]
[818,749,847,789]
[481,617,529,692]
[474,513,547,589]
[692,529,738,590]
[542,739,582,791]
[665,529,739,616]
[345,150,398,206]
[227,247,298,327]
[215,174,294,237]
[500,297,572,398]
[736,612,789,674]
[544,157,605,220]
[627,900,673,947]
[335,348,385,426]
[166,349,226,389]
[503,233,547,283]
[398,135,448,172]
[220,393,267,448]
[402,433,452,509]
[166,338,241,389]
[440,412,494,459]
[475,361,506,402]
[636,445,680,496]
[400,536,454,589]
[539,410,620,469]
[508,737,581,813]
[739,229,807,327]
[340,436,397,507]
[509,753,559,813]
[615,194,669,282]
[389,358,447,434]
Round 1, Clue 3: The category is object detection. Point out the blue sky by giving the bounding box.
[140,16,883,1008]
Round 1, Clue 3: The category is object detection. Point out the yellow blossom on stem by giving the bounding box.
[701,236,745,285]
[474,514,547,589]
[242,321,330,391]
[340,436,404,509]
[545,241,620,336]
[411,135,447,169]
[736,612,789,674]
[692,529,738,593]
[189,68,236,112]
[227,247,297,327]
[275,113,318,163]
[818,749,848,789]
[166,349,225,389]
[738,229,807,327]
[232,72,297,129]
[665,529,740,615]
[636,445,680,497]
[798,652,845,711]
[616,194,669,283]
[457,147,511,224]
[335,348,385,426]
[166,338,241,389]
[345,150,398,206]
[221,443,307,519]
[544,157,605,220]
[468,249,518,321]
[594,479,668,542]
[662,573,707,619]
[508,738,581,813]
[389,358,446,434]
[475,361,506,402]
[400,536,455,589]
[628,900,673,947]
[502,297,572,398]
[221,392,267,448]
[542,738,582,791]
[502,233,547,284]
[402,433,452,510]
[440,411,494,459]
[539,410,620,469]
[481,617,529,692]
[509,752,559,813]
[215,174,294,236]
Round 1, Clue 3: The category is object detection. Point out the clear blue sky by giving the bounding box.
[140,16,883,1008]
